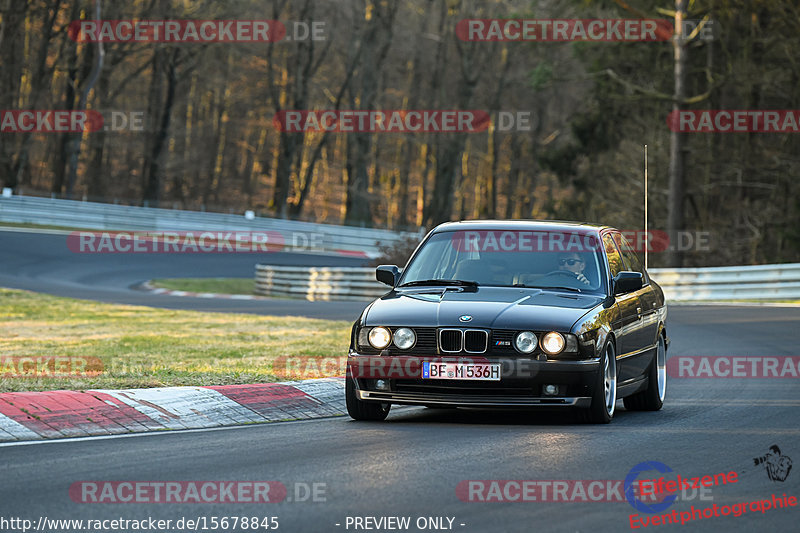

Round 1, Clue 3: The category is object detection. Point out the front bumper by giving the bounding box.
[349,352,600,408]
[357,389,592,408]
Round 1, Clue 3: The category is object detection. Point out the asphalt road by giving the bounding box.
[1,228,799,532]
[0,228,370,319]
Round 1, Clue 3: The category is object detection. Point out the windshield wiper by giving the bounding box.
[399,279,479,288]
[512,284,582,293]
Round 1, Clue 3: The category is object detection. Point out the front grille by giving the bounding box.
[439,329,462,352]
[464,330,488,353]
[437,328,488,354]
[413,329,437,352]
[357,327,545,356]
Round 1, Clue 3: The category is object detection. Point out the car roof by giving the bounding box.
[431,219,613,235]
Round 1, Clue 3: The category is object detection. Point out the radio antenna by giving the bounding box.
[644,144,648,270]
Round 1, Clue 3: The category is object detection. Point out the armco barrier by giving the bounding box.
[0,195,417,258]
[255,263,800,302]
[254,265,387,301]
[649,263,800,301]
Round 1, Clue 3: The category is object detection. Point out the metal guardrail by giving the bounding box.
[255,263,800,302]
[0,194,417,258]
[254,265,388,301]
[649,263,800,301]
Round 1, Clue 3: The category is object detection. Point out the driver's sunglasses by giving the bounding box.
[559,258,584,266]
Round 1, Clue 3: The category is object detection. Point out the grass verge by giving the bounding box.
[0,288,350,392]
[150,278,255,295]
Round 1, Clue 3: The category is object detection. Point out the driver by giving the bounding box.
[558,253,590,286]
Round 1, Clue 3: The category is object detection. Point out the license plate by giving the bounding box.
[422,362,501,381]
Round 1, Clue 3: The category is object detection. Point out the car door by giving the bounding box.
[613,232,657,382]
[602,233,639,380]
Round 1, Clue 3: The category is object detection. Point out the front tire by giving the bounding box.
[346,377,390,421]
[623,334,666,411]
[584,340,617,424]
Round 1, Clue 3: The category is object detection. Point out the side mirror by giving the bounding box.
[376,265,401,287]
[613,271,643,295]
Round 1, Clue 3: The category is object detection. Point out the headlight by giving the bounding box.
[393,327,416,349]
[368,327,392,349]
[514,331,537,354]
[541,332,565,355]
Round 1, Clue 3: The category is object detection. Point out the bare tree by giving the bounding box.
[266,0,333,218]
[64,0,105,199]
[343,0,398,226]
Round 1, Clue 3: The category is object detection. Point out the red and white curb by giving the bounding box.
[137,281,265,300]
[0,377,345,442]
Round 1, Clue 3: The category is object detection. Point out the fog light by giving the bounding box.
[375,379,390,391]
[543,384,559,396]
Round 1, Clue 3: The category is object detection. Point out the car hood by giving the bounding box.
[365,286,605,332]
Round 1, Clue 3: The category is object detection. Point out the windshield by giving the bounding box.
[399,229,607,294]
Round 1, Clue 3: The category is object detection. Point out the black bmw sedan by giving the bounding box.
[346,220,668,424]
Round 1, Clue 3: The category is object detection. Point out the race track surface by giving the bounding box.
[2,228,799,532]
[0,228,370,319]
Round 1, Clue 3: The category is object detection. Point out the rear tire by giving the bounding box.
[346,377,390,421]
[583,340,617,424]
[623,334,666,411]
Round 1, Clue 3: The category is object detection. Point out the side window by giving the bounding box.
[602,234,623,277]
[614,233,649,283]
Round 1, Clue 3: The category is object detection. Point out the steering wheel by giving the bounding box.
[539,269,592,287]
[542,270,581,279]
[517,270,590,287]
